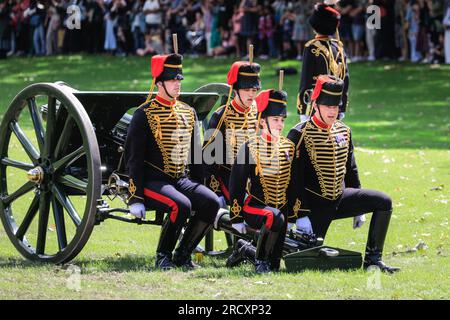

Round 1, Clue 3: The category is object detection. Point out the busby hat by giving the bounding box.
[152,53,184,83]
[256,89,288,119]
[227,61,261,90]
[140,34,183,106]
[309,3,341,36]
[311,75,344,106]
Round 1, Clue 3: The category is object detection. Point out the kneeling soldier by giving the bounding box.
[288,75,399,273]
[125,48,220,270]
[226,80,300,273]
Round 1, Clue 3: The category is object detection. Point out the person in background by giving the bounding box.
[45,3,60,55]
[350,0,365,61]
[131,0,146,52]
[257,5,273,60]
[0,0,11,59]
[406,1,422,62]
[292,0,312,61]
[297,1,349,122]
[231,3,243,58]
[444,0,450,64]
[280,6,295,60]
[240,0,259,59]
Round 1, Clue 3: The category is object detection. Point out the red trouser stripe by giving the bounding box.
[243,203,274,230]
[143,188,179,223]
[218,176,230,201]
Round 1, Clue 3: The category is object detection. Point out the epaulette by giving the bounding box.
[279,135,295,148]
[293,120,308,131]
[305,38,320,48]
[176,99,191,109]
[334,119,350,130]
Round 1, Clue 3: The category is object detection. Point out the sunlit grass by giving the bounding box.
[0,55,449,299]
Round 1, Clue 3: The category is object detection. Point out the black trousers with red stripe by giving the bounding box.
[143,177,220,227]
[241,198,287,266]
[213,167,231,205]
[242,199,287,233]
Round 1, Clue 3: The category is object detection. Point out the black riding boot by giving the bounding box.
[173,217,212,270]
[155,218,181,271]
[269,223,286,271]
[255,226,280,274]
[364,209,400,273]
[226,239,256,268]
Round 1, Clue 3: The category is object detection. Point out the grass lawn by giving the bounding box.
[0,55,449,300]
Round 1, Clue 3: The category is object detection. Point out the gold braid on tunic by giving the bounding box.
[143,100,195,178]
[303,120,351,201]
[306,38,346,81]
[247,136,295,209]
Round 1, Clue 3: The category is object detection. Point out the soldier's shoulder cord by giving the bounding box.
[175,100,191,110]
[305,38,320,48]
[137,100,152,111]
[335,120,350,130]
[280,135,295,149]
[202,104,229,151]
[294,122,308,158]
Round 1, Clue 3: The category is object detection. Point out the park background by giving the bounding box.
[0,55,449,299]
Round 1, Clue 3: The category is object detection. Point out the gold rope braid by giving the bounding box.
[127,178,144,202]
[293,199,301,213]
[144,103,194,175]
[209,175,220,192]
[202,86,234,151]
[224,103,257,165]
[303,122,350,200]
[230,122,236,148]
[230,199,242,219]
[248,137,292,208]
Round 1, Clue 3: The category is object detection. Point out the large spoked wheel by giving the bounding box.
[0,83,101,263]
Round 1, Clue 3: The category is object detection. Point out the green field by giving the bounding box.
[0,55,449,300]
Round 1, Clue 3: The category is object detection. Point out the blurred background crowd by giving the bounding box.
[1,0,449,64]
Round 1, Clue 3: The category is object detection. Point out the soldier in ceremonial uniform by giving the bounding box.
[288,75,400,273]
[125,51,220,271]
[225,83,301,273]
[203,53,261,208]
[297,1,349,122]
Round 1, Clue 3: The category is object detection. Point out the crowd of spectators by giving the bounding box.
[0,0,449,64]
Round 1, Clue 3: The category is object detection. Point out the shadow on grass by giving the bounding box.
[0,254,366,277]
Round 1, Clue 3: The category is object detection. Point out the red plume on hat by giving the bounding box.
[151,55,169,79]
[255,89,272,113]
[227,61,248,86]
[324,5,340,18]
[311,75,333,101]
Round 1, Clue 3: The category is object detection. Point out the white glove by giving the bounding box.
[129,203,146,219]
[338,112,345,120]
[287,222,295,232]
[296,217,313,234]
[300,115,310,123]
[353,214,366,229]
[231,222,247,234]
